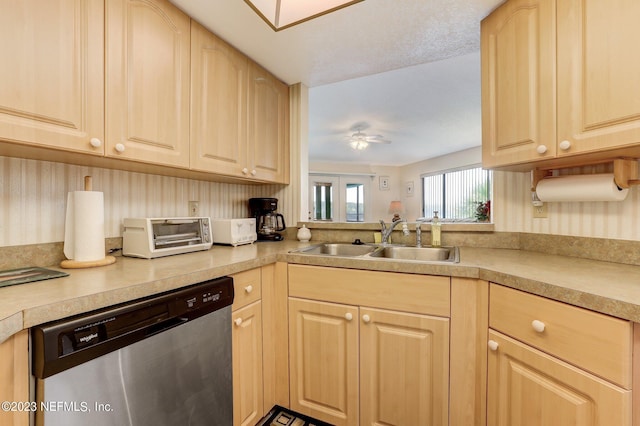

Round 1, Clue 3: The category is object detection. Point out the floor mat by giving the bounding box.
[256,405,334,426]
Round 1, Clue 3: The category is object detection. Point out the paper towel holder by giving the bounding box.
[531,158,640,193]
[60,175,116,269]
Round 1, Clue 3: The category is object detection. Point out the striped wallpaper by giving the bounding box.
[2,156,639,247]
[0,156,294,246]
[492,165,640,241]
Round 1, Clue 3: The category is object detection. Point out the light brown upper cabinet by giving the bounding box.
[191,22,289,183]
[190,22,247,177]
[482,0,640,169]
[0,0,105,155]
[106,0,191,168]
[246,62,289,184]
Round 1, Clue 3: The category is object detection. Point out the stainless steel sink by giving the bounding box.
[369,246,460,263]
[291,243,460,263]
[293,243,379,257]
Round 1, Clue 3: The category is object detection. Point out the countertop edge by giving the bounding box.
[2,243,640,343]
[0,312,23,344]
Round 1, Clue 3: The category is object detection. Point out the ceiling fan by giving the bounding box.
[347,127,392,151]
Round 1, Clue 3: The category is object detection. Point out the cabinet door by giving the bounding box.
[232,301,264,426]
[487,331,632,426]
[557,0,640,156]
[247,63,289,183]
[481,0,556,167]
[0,330,29,426]
[106,0,190,167]
[190,21,248,176]
[360,307,449,426]
[0,0,104,155]
[288,298,358,426]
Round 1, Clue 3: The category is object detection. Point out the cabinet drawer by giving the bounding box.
[489,284,632,388]
[288,265,450,317]
[232,268,261,311]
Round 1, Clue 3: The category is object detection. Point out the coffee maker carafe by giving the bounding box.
[249,198,286,241]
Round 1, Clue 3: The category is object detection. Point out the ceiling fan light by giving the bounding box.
[349,140,368,150]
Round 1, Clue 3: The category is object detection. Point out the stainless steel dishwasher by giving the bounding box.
[32,276,234,426]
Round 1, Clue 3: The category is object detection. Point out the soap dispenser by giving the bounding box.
[431,211,441,247]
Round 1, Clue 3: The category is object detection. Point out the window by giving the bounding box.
[309,175,371,222]
[422,166,492,221]
[345,183,364,222]
[312,182,334,220]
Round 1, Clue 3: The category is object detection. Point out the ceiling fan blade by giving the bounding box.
[365,135,391,144]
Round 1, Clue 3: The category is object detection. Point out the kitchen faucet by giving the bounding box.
[414,219,427,247]
[379,219,409,244]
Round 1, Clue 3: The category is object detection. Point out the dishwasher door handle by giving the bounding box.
[146,317,189,337]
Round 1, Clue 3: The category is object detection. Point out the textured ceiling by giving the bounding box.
[170,0,504,165]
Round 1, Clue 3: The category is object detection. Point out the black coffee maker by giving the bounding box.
[249,198,286,241]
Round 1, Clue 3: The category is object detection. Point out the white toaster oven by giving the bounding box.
[122,217,213,259]
[211,218,256,246]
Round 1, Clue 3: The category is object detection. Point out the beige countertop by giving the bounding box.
[2,240,640,343]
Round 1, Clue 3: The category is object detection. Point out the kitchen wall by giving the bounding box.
[311,146,640,242]
[400,147,482,221]
[399,147,640,241]
[0,155,294,247]
[3,149,639,248]
[308,161,403,221]
[493,167,640,240]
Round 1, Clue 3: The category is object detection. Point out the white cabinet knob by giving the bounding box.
[488,340,499,351]
[89,137,102,148]
[251,169,257,176]
[234,318,243,326]
[531,320,546,333]
[345,312,353,321]
[115,143,125,153]
[244,285,253,294]
[242,167,249,174]
[362,314,371,323]
[536,145,548,154]
[559,140,571,151]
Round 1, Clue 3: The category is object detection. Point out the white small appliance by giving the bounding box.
[211,218,257,246]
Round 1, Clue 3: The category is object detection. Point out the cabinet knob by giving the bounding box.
[559,140,572,151]
[531,319,546,333]
[89,138,102,148]
[488,340,499,351]
[234,318,243,326]
[251,169,257,176]
[242,168,249,174]
[536,145,548,154]
[244,285,253,294]
[115,143,125,153]
[345,312,353,321]
[362,314,371,323]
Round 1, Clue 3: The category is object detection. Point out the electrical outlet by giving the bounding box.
[532,203,548,218]
[188,201,199,217]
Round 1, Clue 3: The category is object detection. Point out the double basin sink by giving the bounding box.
[291,243,459,263]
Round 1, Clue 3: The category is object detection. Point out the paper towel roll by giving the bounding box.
[63,191,105,261]
[536,173,629,202]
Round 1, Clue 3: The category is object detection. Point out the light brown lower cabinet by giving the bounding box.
[288,297,449,426]
[487,283,635,426]
[231,268,264,426]
[487,330,631,425]
[0,329,29,426]
[232,300,264,426]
